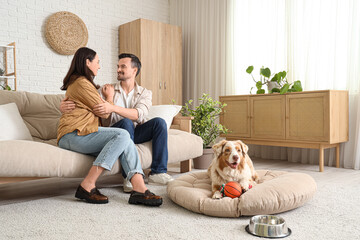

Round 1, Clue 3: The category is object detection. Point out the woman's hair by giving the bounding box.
[118,53,142,77]
[61,47,100,90]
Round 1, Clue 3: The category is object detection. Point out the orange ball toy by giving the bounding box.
[223,181,242,198]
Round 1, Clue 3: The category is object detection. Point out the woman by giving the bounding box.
[57,47,162,206]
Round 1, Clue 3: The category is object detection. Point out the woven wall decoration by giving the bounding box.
[45,11,88,55]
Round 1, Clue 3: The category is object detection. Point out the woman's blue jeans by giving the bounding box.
[58,127,144,181]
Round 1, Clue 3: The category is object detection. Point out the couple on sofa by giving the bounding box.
[58,47,172,206]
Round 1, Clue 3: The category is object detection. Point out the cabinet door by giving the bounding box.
[286,92,329,141]
[140,19,162,105]
[159,23,182,105]
[251,95,285,139]
[220,96,250,138]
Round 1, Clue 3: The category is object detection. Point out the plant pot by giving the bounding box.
[193,148,213,169]
[267,81,280,92]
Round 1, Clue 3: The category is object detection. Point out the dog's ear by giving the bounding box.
[236,140,248,155]
[212,140,227,157]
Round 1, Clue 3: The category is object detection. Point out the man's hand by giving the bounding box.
[102,84,115,101]
[60,97,76,113]
[93,102,114,116]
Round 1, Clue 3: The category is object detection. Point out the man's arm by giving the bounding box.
[59,97,76,113]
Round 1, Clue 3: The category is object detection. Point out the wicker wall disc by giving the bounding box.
[45,11,88,55]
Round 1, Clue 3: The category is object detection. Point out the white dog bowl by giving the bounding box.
[245,215,291,238]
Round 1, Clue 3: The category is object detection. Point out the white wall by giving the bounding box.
[0,0,170,94]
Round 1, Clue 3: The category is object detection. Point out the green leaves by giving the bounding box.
[271,71,287,83]
[181,93,228,148]
[260,67,271,78]
[271,88,280,93]
[292,80,303,91]
[256,81,263,90]
[0,84,12,91]
[280,83,290,94]
[246,66,254,74]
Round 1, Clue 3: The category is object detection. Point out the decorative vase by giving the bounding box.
[267,81,280,92]
[193,148,213,169]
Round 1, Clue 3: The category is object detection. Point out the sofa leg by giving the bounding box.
[180,159,192,173]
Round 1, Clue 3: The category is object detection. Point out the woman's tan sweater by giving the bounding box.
[57,76,110,144]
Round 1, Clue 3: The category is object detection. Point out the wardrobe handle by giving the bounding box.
[159,82,162,89]
[164,82,166,90]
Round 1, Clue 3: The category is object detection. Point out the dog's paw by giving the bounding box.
[212,191,223,199]
[240,182,250,192]
[252,173,259,183]
[242,185,249,192]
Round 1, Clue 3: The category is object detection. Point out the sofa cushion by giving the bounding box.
[145,105,182,130]
[0,90,64,140]
[167,170,317,217]
[0,140,120,177]
[0,103,33,141]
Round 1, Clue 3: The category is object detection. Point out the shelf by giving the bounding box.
[0,45,14,50]
[0,42,17,91]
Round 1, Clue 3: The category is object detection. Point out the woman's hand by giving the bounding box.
[60,97,76,113]
[102,84,115,101]
[93,101,113,117]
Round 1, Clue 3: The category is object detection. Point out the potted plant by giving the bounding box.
[246,66,303,94]
[0,68,11,90]
[181,93,228,169]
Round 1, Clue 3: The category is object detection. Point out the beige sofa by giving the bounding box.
[0,90,203,183]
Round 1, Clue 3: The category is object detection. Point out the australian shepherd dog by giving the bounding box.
[208,140,259,199]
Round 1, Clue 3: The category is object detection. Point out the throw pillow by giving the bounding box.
[145,105,182,130]
[0,103,33,141]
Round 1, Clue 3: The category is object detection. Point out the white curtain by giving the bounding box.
[233,0,287,95]
[169,0,234,106]
[234,0,360,169]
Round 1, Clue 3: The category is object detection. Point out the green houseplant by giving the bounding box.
[246,66,303,94]
[181,93,228,168]
[0,68,11,90]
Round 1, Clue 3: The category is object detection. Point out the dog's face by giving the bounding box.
[212,140,249,170]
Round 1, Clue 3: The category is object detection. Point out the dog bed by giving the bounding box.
[167,170,317,217]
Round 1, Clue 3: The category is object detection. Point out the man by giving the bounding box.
[60,53,173,192]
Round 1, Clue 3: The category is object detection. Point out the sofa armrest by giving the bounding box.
[170,114,195,173]
[170,114,194,133]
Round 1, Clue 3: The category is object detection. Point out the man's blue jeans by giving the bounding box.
[58,127,144,181]
[112,117,168,176]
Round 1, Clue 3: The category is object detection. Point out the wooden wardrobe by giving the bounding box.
[119,18,182,105]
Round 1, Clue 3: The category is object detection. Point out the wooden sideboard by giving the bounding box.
[219,90,349,172]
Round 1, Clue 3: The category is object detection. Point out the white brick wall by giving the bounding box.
[0,0,170,94]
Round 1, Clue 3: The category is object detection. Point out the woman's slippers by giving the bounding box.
[128,190,163,206]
